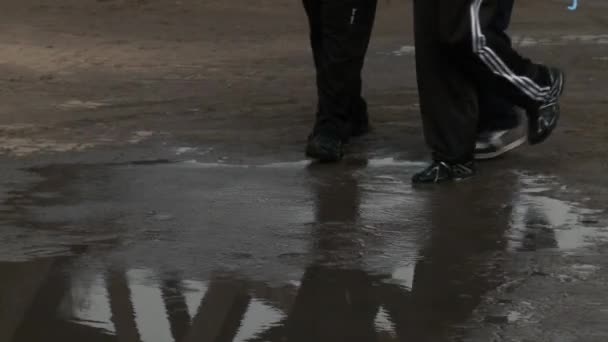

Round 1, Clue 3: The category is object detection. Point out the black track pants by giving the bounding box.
[478,0,520,133]
[303,0,377,139]
[415,0,551,162]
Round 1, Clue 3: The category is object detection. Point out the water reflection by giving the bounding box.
[1,166,606,341]
[285,162,385,342]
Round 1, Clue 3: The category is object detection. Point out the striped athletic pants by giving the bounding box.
[414,0,552,162]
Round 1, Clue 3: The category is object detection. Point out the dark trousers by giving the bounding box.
[303,0,377,140]
[478,0,519,133]
[415,0,552,162]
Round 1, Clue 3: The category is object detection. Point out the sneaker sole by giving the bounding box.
[474,135,527,160]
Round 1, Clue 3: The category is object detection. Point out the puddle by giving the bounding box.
[374,306,396,335]
[386,45,415,56]
[366,157,426,168]
[178,157,425,170]
[509,174,608,251]
[1,162,608,341]
[43,267,214,342]
[232,299,285,342]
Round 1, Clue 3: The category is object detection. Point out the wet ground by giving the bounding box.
[1,0,608,341]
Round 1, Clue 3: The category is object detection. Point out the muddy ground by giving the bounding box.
[1,0,608,341]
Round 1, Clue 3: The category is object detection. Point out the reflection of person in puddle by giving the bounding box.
[188,170,520,341]
[386,181,514,340]
[285,164,384,341]
[303,1,377,163]
[517,196,559,251]
[284,170,518,341]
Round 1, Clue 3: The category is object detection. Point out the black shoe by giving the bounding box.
[527,67,565,145]
[475,117,527,160]
[412,160,475,184]
[349,117,371,137]
[306,133,344,162]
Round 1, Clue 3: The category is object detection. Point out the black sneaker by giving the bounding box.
[527,67,565,145]
[412,160,475,184]
[306,133,344,162]
[475,121,527,160]
[349,115,371,137]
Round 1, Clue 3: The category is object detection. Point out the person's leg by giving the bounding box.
[304,0,378,162]
[303,0,322,117]
[478,95,519,132]
[474,0,527,160]
[439,0,564,145]
[413,0,564,183]
[412,0,479,183]
[303,0,322,74]
[478,0,518,133]
[303,0,348,162]
[348,0,377,137]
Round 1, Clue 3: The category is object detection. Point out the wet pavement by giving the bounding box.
[2,157,608,341]
[1,0,608,341]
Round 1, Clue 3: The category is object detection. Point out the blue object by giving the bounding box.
[568,0,578,10]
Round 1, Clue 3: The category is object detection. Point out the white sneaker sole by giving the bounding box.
[474,136,527,160]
